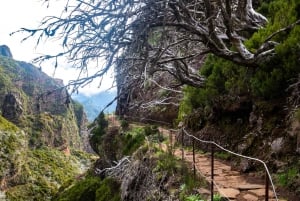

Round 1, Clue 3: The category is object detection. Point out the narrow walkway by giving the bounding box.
[0,191,6,201]
[159,128,283,201]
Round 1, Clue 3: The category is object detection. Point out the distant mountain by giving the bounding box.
[72,91,117,122]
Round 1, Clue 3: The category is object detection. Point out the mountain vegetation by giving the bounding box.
[0,46,93,200]
[55,120,208,201]
[6,0,300,200]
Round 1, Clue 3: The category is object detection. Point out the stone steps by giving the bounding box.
[160,132,283,201]
[180,150,279,200]
[0,191,6,201]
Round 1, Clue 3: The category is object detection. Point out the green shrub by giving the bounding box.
[213,193,222,201]
[184,194,204,201]
[178,54,249,120]
[154,152,179,175]
[53,176,102,201]
[120,119,129,130]
[247,0,300,98]
[122,128,145,155]
[277,167,298,187]
[90,112,109,155]
[95,177,121,201]
[144,125,159,136]
[178,0,300,119]
[0,116,19,132]
[53,177,121,201]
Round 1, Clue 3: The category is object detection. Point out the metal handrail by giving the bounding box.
[180,127,278,201]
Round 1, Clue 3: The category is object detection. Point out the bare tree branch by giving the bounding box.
[11,0,297,94]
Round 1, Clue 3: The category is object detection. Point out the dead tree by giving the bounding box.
[12,0,299,90]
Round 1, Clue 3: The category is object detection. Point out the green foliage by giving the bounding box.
[4,146,93,201]
[120,119,129,130]
[6,182,56,201]
[122,127,146,155]
[144,125,159,136]
[143,125,165,142]
[186,194,223,201]
[214,152,231,160]
[246,0,300,98]
[90,112,109,155]
[27,148,79,183]
[23,112,81,149]
[213,193,222,201]
[277,167,299,187]
[0,129,27,187]
[154,151,179,175]
[178,54,249,120]
[179,176,204,201]
[95,177,121,201]
[246,0,299,50]
[154,151,205,199]
[0,116,19,132]
[184,194,204,201]
[179,0,300,120]
[53,177,120,201]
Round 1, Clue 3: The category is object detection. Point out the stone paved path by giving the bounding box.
[0,191,6,201]
[159,128,284,201]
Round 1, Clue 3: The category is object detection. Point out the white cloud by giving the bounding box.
[0,0,115,95]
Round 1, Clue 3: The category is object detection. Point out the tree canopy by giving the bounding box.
[13,0,300,91]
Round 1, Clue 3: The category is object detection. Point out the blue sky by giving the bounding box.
[0,0,115,95]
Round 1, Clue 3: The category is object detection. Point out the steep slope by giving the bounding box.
[0,45,93,200]
[0,45,85,149]
[115,0,300,199]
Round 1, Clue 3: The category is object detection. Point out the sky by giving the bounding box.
[0,0,115,96]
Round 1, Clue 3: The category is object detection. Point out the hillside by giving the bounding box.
[0,45,93,200]
[1,0,299,200]
[115,0,300,199]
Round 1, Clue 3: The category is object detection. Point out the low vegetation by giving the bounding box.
[4,146,94,201]
[53,176,121,201]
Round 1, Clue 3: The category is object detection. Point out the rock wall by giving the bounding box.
[116,70,181,126]
[0,45,87,150]
[0,45,94,200]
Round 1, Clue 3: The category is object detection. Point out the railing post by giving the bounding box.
[192,137,196,180]
[158,128,162,149]
[181,128,185,176]
[181,128,184,161]
[169,130,173,155]
[211,144,214,201]
[265,171,269,201]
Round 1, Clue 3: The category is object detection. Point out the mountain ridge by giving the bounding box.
[0,45,93,200]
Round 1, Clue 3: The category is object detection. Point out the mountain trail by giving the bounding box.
[159,128,285,201]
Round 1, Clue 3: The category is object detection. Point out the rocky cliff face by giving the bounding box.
[0,45,93,200]
[0,46,87,149]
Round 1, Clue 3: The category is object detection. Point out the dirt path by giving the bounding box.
[159,128,283,201]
